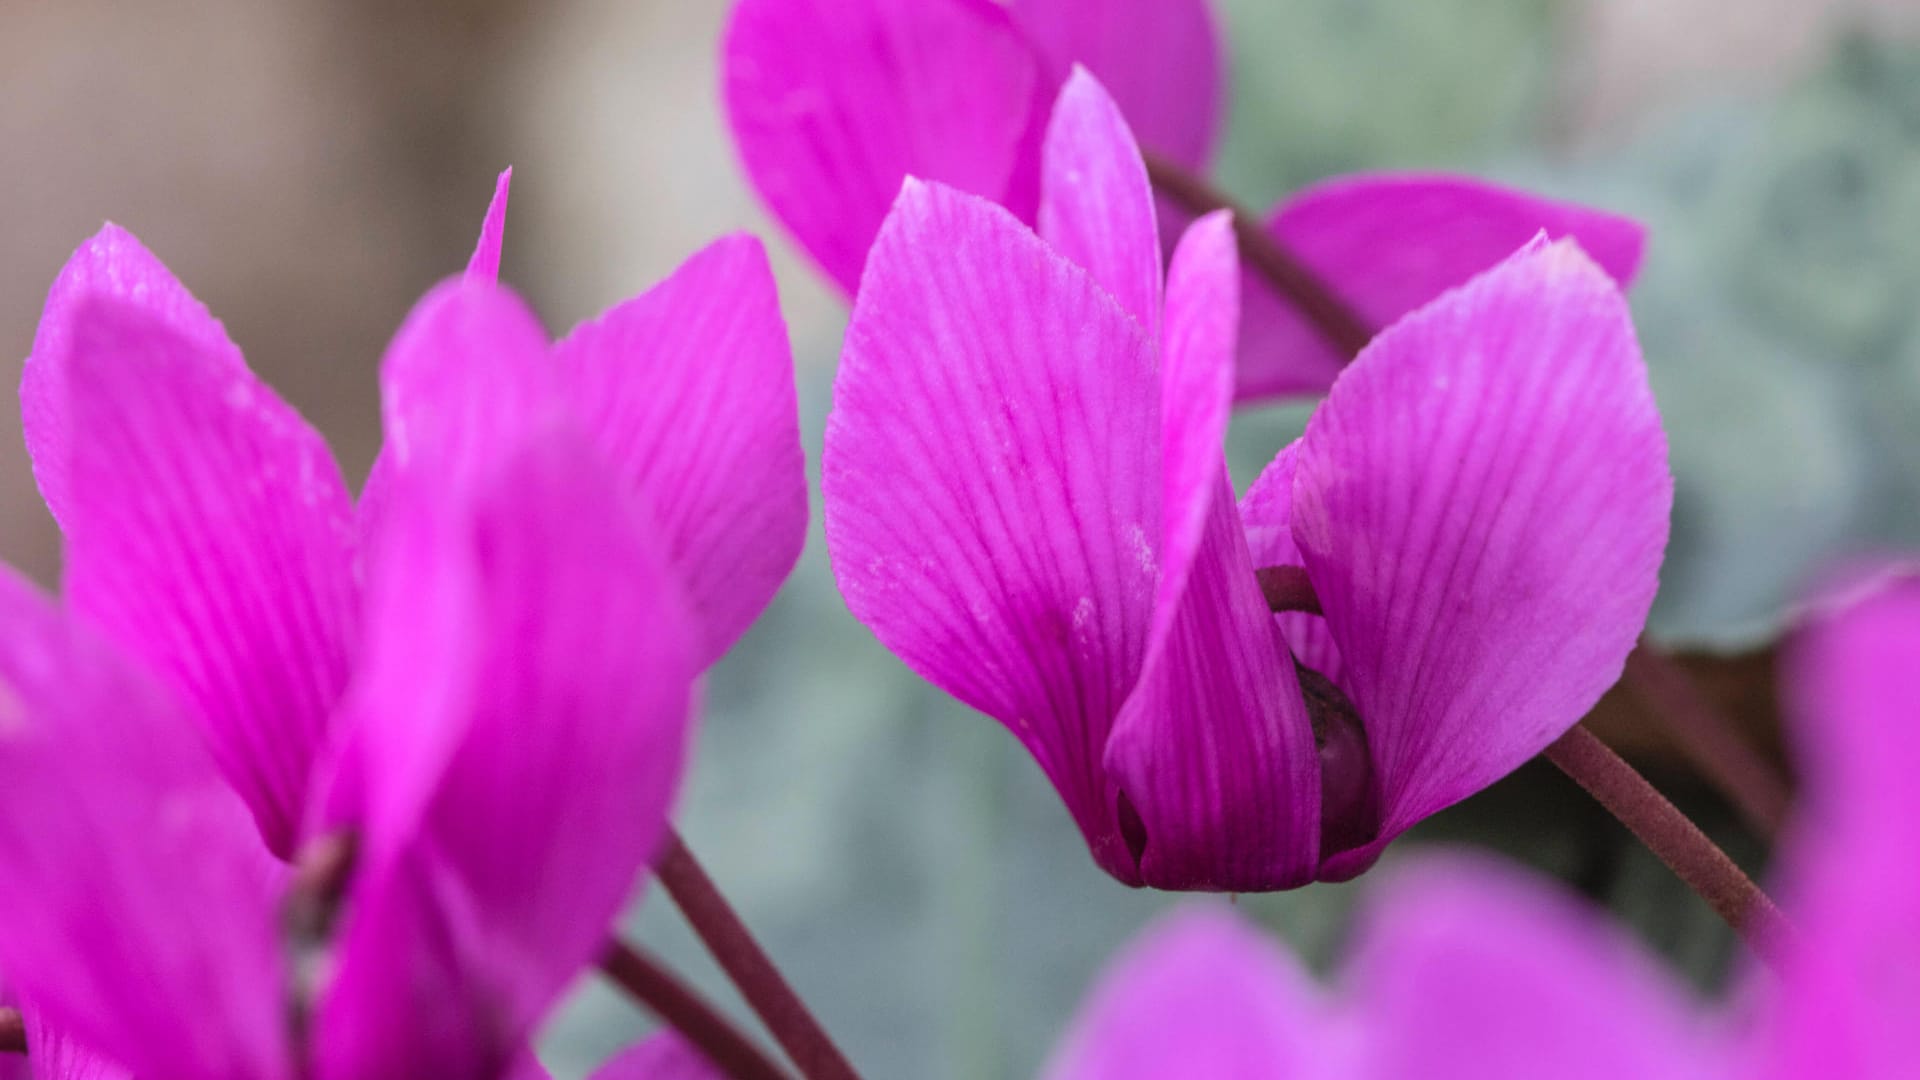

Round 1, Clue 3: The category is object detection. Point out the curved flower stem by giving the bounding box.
[0,1007,22,1054]
[1544,724,1790,956]
[1140,150,1374,358]
[1622,644,1790,837]
[655,830,862,1080]
[599,940,794,1080]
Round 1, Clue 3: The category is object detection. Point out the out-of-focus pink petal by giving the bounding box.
[589,1034,725,1080]
[1293,239,1670,863]
[466,168,513,284]
[1767,574,1920,1078]
[23,225,245,528]
[0,568,291,1080]
[376,279,558,484]
[1237,175,1647,402]
[554,234,807,667]
[20,1011,132,1080]
[1348,858,1720,1079]
[723,0,1044,294]
[824,180,1158,882]
[1038,70,1161,335]
[1103,212,1322,890]
[59,298,358,860]
[1008,0,1223,170]
[1042,906,1327,1080]
[319,427,696,1079]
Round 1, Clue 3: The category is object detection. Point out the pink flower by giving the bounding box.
[0,174,807,1078]
[1045,569,1920,1078]
[721,0,1646,401]
[823,73,1671,891]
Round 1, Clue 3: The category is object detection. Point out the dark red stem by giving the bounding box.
[0,1007,22,1055]
[656,830,861,1080]
[599,940,794,1080]
[1622,644,1790,837]
[1544,725,1788,954]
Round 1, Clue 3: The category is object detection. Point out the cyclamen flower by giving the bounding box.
[824,73,1670,891]
[1044,570,1920,1079]
[0,175,806,1079]
[722,0,1646,401]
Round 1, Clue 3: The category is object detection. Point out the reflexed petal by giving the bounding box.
[589,1035,725,1080]
[60,298,358,859]
[723,0,1044,293]
[466,167,513,284]
[0,568,291,1080]
[1038,70,1161,335]
[1238,175,1646,401]
[1042,906,1326,1080]
[1767,573,1920,1078]
[23,225,245,527]
[1292,239,1670,856]
[21,1011,133,1080]
[554,234,807,667]
[1103,211,1323,890]
[319,427,696,1078]
[824,180,1158,881]
[1009,0,1223,169]
[1348,858,1719,1079]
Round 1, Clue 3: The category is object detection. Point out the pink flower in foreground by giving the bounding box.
[721,0,1646,402]
[823,73,1671,892]
[0,175,806,1078]
[1045,570,1920,1079]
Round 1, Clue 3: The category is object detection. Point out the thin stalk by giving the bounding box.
[0,1007,22,1055]
[1545,724,1789,955]
[598,941,794,1080]
[1622,644,1790,837]
[655,830,861,1080]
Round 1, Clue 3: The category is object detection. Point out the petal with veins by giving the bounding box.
[1038,70,1162,336]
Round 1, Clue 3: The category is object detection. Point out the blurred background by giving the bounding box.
[4,1,1919,1076]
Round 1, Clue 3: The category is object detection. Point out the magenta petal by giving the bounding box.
[1237,175,1647,401]
[1043,906,1325,1079]
[1768,574,1920,1078]
[0,569,291,1080]
[20,1011,132,1080]
[23,225,246,528]
[824,180,1158,881]
[1008,0,1223,170]
[1293,239,1670,852]
[554,234,807,667]
[320,428,696,1078]
[1239,444,1344,685]
[1038,69,1161,335]
[1349,858,1718,1079]
[589,1035,725,1080]
[1103,212,1322,890]
[723,0,1044,294]
[59,298,358,859]
[466,167,513,284]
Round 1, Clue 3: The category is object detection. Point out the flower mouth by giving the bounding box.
[1297,663,1380,862]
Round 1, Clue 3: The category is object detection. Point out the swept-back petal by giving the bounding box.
[1103,212,1322,890]
[23,225,245,527]
[319,427,696,1078]
[0,568,291,1080]
[554,233,807,667]
[1348,858,1719,1079]
[466,168,513,284]
[1038,69,1161,335]
[589,1035,724,1080]
[1043,906,1327,1079]
[1238,175,1646,401]
[59,298,358,860]
[20,1011,132,1080]
[723,0,1044,293]
[1008,0,1223,170]
[824,179,1158,881]
[1292,239,1670,858]
[1767,573,1920,1078]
